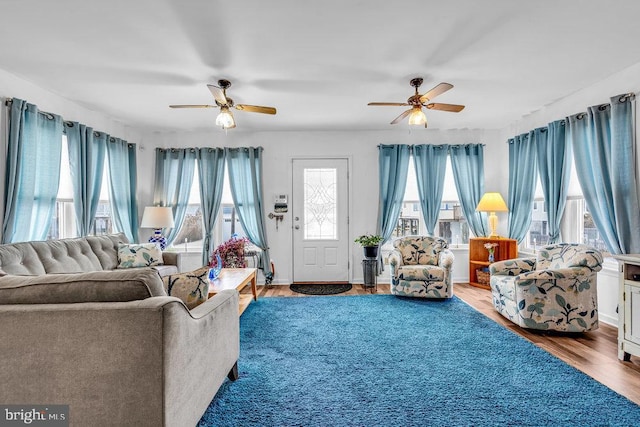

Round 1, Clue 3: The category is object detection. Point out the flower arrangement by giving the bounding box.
[484,242,498,262]
[210,235,249,268]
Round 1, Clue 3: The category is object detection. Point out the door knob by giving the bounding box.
[294,225,300,230]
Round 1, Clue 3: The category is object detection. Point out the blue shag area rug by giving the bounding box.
[198,295,640,426]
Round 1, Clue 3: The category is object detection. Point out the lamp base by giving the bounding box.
[149,229,167,250]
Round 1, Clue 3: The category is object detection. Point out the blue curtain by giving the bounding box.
[152,148,196,247]
[507,132,538,243]
[413,144,449,235]
[568,95,640,254]
[449,144,488,237]
[65,122,106,237]
[376,144,411,244]
[197,147,226,265]
[106,137,139,243]
[535,121,571,244]
[2,99,63,243]
[225,147,273,282]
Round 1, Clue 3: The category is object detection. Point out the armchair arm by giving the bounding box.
[490,257,536,276]
[517,267,594,282]
[389,249,403,268]
[439,249,454,269]
[389,249,403,280]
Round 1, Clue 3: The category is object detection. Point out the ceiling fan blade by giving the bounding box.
[425,103,465,112]
[390,109,412,125]
[368,102,410,106]
[419,82,453,103]
[207,84,228,105]
[169,104,216,108]
[235,104,277,115]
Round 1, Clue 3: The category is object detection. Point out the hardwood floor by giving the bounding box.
[244,282,640,405]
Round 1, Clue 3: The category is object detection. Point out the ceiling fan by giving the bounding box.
[368,78,465,127]
[169,79,277,130]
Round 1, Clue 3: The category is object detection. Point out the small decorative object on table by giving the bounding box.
[484,242,498,263]
[208,253,223,281]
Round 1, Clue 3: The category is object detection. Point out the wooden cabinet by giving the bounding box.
[469,237,518,289]
[614,255,640,361]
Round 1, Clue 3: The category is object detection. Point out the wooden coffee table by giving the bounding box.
[208,268,257,314]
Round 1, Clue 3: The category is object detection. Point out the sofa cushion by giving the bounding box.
[0,268,167,304]
[0,242,47,275]
[31,237,104,273]
[86,233,128,270]
[117,243,163,268]
[162,267,210,309]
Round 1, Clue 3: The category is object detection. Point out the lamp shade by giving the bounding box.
[476,192,508,212]
[140,206,175,229]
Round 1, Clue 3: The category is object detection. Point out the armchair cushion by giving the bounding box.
[396,265,445,282]
[394,236,446,266]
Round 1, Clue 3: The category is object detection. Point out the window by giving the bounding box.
[171,163,204,251]
[523,155,608,253]
[170,164,246,253]
[47,136,112,240]
[392,156,468,245]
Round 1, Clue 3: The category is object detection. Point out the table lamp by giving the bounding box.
[476,192,508,238]
[140,206,175,250]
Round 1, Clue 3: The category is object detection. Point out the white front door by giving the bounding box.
[292,158,349,283]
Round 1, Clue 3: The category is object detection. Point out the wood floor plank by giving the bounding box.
[243,282,640,405]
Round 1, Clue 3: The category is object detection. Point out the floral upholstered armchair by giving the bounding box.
[490,243,603,332]
[389,236,455,298]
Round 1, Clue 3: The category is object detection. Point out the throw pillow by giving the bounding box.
[162,266,210,309]
[117,243,163,268]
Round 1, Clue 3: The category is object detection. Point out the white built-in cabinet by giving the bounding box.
[614,255,640,361]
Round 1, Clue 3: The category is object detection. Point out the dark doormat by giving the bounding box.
[290,283,352,295]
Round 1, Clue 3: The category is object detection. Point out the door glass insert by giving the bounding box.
[303,168,337,239]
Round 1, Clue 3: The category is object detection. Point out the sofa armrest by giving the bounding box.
[162,251,182,267]
[490,257,536,276]
[162,289,240,426]
[439,249,454,269]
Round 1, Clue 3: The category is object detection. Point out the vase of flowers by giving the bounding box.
[211,235,249,268]
[484,242,498,263]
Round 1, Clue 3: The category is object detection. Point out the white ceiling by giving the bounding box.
[2,0,640,133]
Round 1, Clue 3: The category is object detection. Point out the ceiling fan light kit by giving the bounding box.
[215,106,235,129]
[408,107,427,126]
[368,77,465,128]
[170,79,276,130]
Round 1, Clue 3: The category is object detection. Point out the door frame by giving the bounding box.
[289,155,353,284]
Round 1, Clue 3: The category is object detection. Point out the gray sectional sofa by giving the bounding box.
[0,233,240,426]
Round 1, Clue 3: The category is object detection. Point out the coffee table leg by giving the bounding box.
[251,272,257,301]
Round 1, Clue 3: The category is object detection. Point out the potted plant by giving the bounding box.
[354,234,384,258]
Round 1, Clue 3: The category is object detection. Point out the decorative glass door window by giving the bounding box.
[303,168,337,240]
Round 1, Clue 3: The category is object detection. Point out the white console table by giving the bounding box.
[614,255,640,361]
